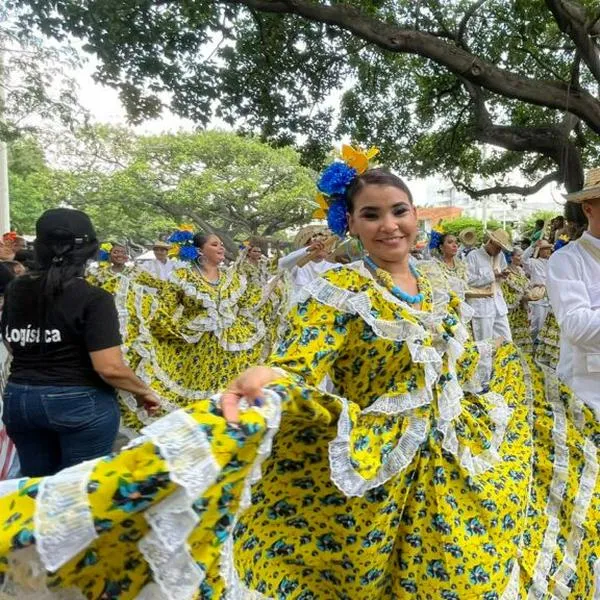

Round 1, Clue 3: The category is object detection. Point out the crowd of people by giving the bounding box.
[0,149,597,599]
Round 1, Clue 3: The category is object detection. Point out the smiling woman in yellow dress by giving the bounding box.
[129,231,274,423]
[0,149,598,600]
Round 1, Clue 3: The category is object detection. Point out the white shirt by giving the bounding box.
[466,247,508,318]
[141,258,176,281]
[547,231,600,415]
[522,245,549,306]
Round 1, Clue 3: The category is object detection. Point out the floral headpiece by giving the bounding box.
[428,225,445,251]
[313,145,379,238]
[167,224,198,261]
[554,234,570,251]
[98,242,112,263]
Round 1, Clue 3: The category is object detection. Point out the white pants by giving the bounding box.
[471,314,513,343]
[529,303,550,341]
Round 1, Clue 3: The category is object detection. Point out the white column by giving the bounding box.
[0,45,10,234]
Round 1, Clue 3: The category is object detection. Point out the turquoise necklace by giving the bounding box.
[364,255,424,305]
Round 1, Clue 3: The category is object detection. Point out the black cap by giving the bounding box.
[36,209,97,245]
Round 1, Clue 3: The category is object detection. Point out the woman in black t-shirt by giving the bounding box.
[1,209,160,477]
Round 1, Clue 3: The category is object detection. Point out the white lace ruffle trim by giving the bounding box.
[301,273,511,493]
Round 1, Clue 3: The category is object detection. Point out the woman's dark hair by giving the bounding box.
[193,233,210,249]
[535,219,545,229]
[346,168,414,212]
[33,237,99,301]
[29,209,99,302]
[439,233,456,246]
[193,233,222,250]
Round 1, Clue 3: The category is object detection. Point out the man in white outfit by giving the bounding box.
[547,168,600,417]
[278,226,336,299]
[141,241,175,281]
[466,229,513,342]
[522,239,552,340]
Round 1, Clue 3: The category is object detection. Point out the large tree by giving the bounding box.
[9,0,600,195]
[51,127,316,250]
[0,8,87,141]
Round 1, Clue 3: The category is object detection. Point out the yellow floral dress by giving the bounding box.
[534,311,561,369]
[501,265,533,354]
[418,256,469,298]
[130,264,270,421]
[234,253,290,357]
[0,264,598,599]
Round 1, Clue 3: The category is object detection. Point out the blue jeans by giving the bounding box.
[2,382,120,477]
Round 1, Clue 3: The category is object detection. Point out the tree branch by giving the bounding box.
[545,0,600,84]
[457,0,489,48]
[455,171,561,199]
[224,0,600,132]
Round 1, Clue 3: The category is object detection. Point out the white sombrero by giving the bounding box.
[565,168,600,203]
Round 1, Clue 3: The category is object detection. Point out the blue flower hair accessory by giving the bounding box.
[554,234,569,251]
[313,145,380,238]
[167,225,198,261]
[428,226,445,251]
[98,242,112,263]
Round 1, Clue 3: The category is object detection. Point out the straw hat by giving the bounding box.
[533,239,553,258]
[487,229,513,252]
[152,241,171,250]
[459,228,477,246]
[293,225,329,249]
[537,239,553,250]
[565,168,600,203]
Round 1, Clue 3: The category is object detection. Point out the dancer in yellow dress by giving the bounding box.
[131,231,273,421]
[234,240,290,355]
[0,149,598,599]
[500,248,533,353]
[420,226,469,297]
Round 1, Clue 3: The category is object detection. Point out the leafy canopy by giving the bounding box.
[9,128,316,248]
[9,0,600,194]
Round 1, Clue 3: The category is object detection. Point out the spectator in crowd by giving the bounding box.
[0,238,14,262]
[1,208,160,477]
[14,249,37,271]
[140,241,175,281]
[0,263,14,313]
[108,243,130,274]
[519,237,531,251]
[1,261,26,277]
[530,219,545,243]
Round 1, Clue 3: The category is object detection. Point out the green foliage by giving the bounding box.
[8,128,316,248]
[519,210,561,237]
[7,137,62,233]
[9,0,600,190]
[438,216,506,244]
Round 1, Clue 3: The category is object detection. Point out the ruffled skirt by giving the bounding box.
[0,346,598,599]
